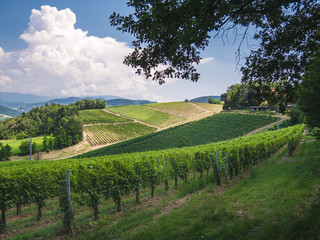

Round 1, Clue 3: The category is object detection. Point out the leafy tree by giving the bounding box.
[0,143,12,161]
[110,0,320,95]
[19,140,37,155]
[298,50,320,139]
[221,84,259,110]
[208,97,214,104]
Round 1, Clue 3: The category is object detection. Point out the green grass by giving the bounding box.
[80,109,132,124]
[0,136,44,155]
[107,105,185,127]
[146,101,209,118]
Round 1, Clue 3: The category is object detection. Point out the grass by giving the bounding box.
[80,109,132,124]
[121,139,320,240]
[0,136,44,155]
[107,105,185,128]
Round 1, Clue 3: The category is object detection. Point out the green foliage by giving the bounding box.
[78,113,277,158]
[0,124,305,232]
[0,143,12,161]
[42,135,55,152]
[177,136,192,148]
[289,106,305,125]
[80,109,131,124]
[221,84,260,110]
[19,140,37,155]
[0,103,82,149]
[298,50,320,131]
[208,98,222,104]
[73,99,106,110]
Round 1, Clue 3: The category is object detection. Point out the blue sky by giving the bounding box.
[0,0,254,102]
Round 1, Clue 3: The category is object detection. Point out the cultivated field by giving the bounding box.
[80,109,132,124]
[146,102,212,118]
[107,105,185,128]
[77,112,278,158]
[0,125,310,240]
[84,123,156,146]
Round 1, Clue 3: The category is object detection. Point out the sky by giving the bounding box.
[0,0,256,102]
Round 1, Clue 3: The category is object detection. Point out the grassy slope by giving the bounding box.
[192,102,223,112]
[80,109,132,124]
[0,136,44,155]
[146,102,208,118]
[78,139,320,240]
[107,105,185,128]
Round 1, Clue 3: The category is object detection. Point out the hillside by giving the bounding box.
[76,113,277,158]
[0,125,317,240]
[0,105,20,117]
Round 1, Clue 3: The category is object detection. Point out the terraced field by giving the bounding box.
[80,109,132,124]
[107,105,185,128]
[192,102,223,112]
[146,102,210,118]
[84,123,156,146]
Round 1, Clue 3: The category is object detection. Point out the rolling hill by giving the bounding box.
[0,105,20,117]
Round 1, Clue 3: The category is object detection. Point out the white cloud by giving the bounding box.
[0,5,159,99]
[199,57,214,64]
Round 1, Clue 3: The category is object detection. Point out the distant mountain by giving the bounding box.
[0,93,156,112]
[106,99,156,106]
[0,92,54,104]
[0,105,20,117]
[190,96,220,103]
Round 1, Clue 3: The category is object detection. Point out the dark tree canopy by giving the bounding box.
[221,84,260,110]
[110,0,320,91]
[298,50,320,130]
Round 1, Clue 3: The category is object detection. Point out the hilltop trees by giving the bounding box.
[0,104,83,149]
[74,99,106,110]
[221,84,260,110]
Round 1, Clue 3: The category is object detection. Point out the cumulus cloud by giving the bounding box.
[0,5,157,98]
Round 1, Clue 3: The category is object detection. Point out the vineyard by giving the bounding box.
[0,125,305,237]
[77,113,278,158]
[80,109,132,124]
[107,105,185,128]
[192,102,223,112]
[84,123,156,146]
[146,102,215,118]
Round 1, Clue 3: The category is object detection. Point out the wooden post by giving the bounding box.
[225,152,228,180]
[215,152,221,186]
[66,170,71,204]
[29,137,32,160]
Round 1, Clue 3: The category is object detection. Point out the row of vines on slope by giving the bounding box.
[0,125,304,233]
